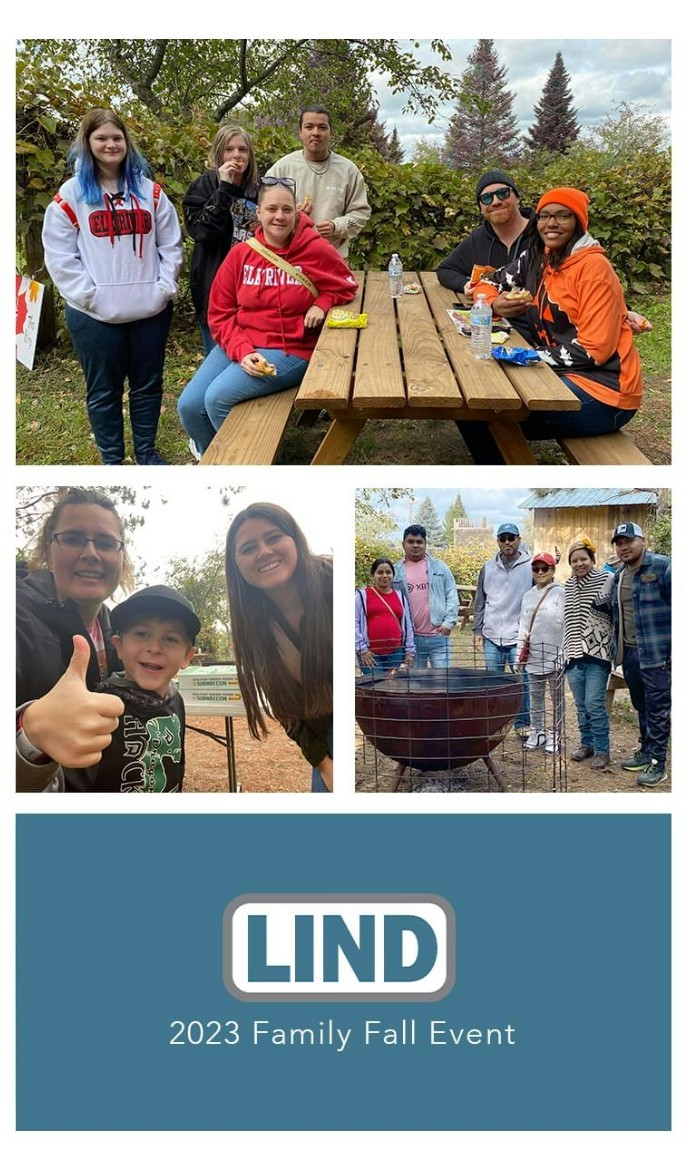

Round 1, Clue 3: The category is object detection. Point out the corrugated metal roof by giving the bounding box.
[519,489,657,509]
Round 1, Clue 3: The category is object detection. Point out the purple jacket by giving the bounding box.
[355,587,416,657]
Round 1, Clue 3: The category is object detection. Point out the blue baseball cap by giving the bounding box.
[497,522,519,537]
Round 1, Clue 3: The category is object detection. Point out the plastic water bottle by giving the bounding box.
[388,253,403,298]
[470,292,492,360]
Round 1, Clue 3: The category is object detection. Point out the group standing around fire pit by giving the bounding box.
[356,517,671,789]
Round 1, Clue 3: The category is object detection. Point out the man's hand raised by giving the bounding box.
[21,636,124,768]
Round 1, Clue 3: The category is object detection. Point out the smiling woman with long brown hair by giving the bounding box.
[225,503,333,791]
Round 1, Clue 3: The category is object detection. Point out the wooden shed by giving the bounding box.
[519,489,659,581]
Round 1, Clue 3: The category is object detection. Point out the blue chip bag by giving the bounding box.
[492,345,541,365]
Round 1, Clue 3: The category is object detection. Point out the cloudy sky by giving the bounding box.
[365,487,533,537]
[373,39,671,158]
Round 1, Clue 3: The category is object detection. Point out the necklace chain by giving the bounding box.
[304,153,332,176]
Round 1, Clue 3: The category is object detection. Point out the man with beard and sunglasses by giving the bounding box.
[437,170,533,297]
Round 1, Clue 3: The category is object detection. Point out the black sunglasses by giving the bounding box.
[479,186,513,206]
[260,176,297,191]
[497,533,518,542]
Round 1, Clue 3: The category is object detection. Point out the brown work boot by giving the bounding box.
[590,754,611,770]
[570,745,594,762]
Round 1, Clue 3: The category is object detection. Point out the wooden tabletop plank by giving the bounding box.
[420,272,580,413]
[399,272,464,408]
[420,272,523,411]
[351,271,406,408]
[294,272,365,410]
[501,362,582,411]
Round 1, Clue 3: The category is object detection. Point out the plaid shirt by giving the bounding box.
[612,552,671,668]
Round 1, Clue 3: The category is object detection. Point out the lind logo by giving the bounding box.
[223,894,455,1001]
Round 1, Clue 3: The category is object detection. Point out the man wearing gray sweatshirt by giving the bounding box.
[473,522,533,733]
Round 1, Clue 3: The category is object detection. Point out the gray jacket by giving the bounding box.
[473,546,534,646]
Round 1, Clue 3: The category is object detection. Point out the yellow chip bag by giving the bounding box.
[327,310,368,329]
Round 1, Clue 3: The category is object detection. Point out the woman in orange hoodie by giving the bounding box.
[463,187,643,462]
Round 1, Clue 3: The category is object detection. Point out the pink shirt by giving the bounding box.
[403,558,436,636]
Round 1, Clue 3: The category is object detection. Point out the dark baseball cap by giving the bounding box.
[110,585,201,641]
[611,522,644,542]
[497,522,520,537]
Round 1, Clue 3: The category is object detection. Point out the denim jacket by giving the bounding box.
[392,554,459,631]
[612,552,671,669]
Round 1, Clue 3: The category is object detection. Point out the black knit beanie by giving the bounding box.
[476,169,519,202]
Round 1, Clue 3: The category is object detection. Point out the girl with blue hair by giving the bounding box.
[42,108,183,465]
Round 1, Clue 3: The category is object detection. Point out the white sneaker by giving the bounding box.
[525,730,546,751]
[188,437,201,462]
[544,732,559,754]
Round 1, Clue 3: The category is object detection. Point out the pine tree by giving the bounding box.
[443,493,467,546]
[387,126,405,164]
[415,496,445,547]
[444,39,521,171]
[525,51,579,154]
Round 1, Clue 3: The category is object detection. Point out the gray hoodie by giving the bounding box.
[473,545,534,646]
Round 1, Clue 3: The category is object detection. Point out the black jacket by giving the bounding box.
[17,570,119,707]
[71,674,187,792]
[182,170,259,319]
[437,208,535,293]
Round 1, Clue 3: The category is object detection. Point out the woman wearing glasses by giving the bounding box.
[178,176,358,457]
[17,488,133,791]
[465,187,643,461]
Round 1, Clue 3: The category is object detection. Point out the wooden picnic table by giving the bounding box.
[293,270,581,465]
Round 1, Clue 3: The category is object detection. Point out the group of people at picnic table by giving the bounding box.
[42,108,650,465]
[356,519,671,787]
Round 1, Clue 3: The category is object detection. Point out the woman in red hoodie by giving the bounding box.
[178,177,358,455]
[461,187,644,463]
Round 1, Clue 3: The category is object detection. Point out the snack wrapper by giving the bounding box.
[491,345,541,366]
[326,310,368,329]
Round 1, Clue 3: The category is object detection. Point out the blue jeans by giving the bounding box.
[482,638,530,729]
[178,345,309,454]
[622,645,671,764]
[457,377,637,464]
[566,658,611,754]
[373,648,404,670]
[66,303,173,464]
[415,635,450,669]
[311,722,333,793]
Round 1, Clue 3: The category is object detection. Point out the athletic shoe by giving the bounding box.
[621,749,651,772]
[544,732,559,754]
[524,731,546,751]
[570,745,594,762]
[636,760,668,787]
[188,437,202,462]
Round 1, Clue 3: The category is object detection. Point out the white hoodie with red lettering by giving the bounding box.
[42,176,183,324]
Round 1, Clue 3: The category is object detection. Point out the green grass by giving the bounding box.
[17,293,671,466]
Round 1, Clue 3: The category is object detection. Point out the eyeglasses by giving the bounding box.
[479,186,513,206]
[536,210,575,223]
[532,565,552,573]
[497,534,517,542]
[260,176,297,191]
[52,531,124,553]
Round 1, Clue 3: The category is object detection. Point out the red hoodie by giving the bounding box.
[207,212,359,361]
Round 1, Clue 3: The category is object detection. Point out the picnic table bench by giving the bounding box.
[200,270,649,466]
